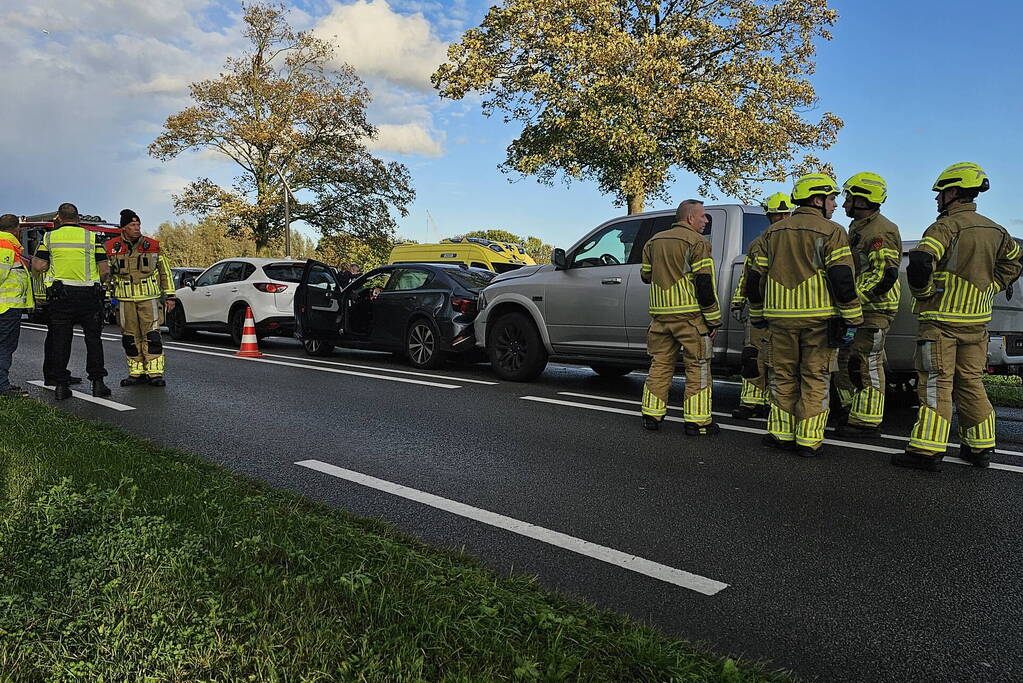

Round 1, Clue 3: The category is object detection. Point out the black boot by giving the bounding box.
[684,422,721,437]
[92,380,112,398]
[731,405,756,420]
[891,451,942,472]
[796,445,820,458]
[149,377,166,387]
[834,423,880,439]
[642,415,660,431]
[45,376,82,386]
[120,375,149,387]
[762,434,795,451]
[54,383,72,400]
[958,444,991,468]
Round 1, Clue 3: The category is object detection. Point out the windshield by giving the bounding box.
[262,263,304,283]
[493,262,524,274]
[446,268,497,290]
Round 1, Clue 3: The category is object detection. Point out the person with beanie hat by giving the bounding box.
[104,209,176,387]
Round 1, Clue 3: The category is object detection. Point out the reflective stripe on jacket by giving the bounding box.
[105,236,175,301]
[42,225,105,285]
[0,231,33,312]
[641,225,721,325]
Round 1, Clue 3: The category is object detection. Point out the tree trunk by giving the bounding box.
[627,191,645,215]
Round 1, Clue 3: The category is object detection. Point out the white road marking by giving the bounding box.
[522,395,1023,474]
[555,390,1023,459]
[20,326,461,389]
[28,380,136,411]
[296,459,729,595]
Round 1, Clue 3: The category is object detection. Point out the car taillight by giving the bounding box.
[451,296,475,314]
[254,283,288,293]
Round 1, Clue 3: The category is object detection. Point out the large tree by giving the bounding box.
[150,2,414,249]
[433,0,842,213]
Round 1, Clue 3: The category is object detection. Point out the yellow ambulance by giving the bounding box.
[388,237,536,273]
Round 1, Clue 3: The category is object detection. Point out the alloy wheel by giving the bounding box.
[408,323,435,366]
[495,324,526,372]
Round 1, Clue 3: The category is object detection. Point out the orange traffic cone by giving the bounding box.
[235,306,263,358]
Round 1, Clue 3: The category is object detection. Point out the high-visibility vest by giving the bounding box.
[0,230,33,313]
[42,225,105,286]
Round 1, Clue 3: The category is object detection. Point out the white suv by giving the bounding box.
[168,258,305,345]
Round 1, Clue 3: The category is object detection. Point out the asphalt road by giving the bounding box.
[9,322,1023,682]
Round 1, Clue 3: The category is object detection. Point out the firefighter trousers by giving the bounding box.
[118,298,165,378]
[908,322,994,455]
[642,315,713,425]
[739,320,771,407]
[836,314,892,428]
[766,319,836,451]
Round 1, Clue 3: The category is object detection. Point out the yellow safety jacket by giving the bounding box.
[731,232,767,307]
[849,211,902,315]
[749,207,863,324]
[0,230,33,313]
[641,225,721,325]
[911,203,1022,325]
[39,225,106,286]
[105,235,175,301]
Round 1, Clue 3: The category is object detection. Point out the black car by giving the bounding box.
[295,261,495,369]
[171,267,205,290]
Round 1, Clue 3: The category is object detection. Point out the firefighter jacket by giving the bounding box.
[36,225,107,286]
[0,230,33,313]
[641,225,721,326]
[849,211,902,315]
[731,232,768,307]
[747,207,863,325]
[105,236,175,302]
[909,202,1022,325]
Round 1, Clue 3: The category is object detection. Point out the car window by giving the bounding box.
[307,264,337,289]
[571,219,643,268]
[386,269,431,291]
[470,261,489,270]
[220,261,247,283]
[262,263,304,283]
[351,271,391,301]
[741,212,770,254]
[195,263,226,287]
[447,268,497,291]
[493,262,523,273]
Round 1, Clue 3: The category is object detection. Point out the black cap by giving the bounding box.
[119,209,140,227]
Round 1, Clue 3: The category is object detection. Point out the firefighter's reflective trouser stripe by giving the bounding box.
[739,319,770,407]
[766,320,835,450]
[908,322,995,454]
[836,315,892,427]
[119,298,165,377]
[642,316,712,425]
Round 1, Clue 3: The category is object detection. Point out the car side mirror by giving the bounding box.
[184,278,196,290]
[552,248,568,270]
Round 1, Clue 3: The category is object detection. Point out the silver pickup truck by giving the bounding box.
[474,204,1023,383]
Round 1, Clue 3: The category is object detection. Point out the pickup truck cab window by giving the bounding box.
[570,220,643,267]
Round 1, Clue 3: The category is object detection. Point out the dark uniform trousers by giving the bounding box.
[45,285,107,383]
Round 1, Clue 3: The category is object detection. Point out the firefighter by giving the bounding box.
[640,199,722,435]
[105,209,176,387]
[894,163,1022,471]
[730,192,792,419]
[0,214,33,398]
[834,173,902,438]
[746,174,863,456]
[30,203,110,399]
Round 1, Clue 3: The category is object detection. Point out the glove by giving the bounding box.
[730,303,746,323]
[751,318,768,329]
[840,325,857,347]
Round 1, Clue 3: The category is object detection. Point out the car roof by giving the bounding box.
[211,257,305,266]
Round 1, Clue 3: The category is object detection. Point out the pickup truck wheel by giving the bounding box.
[590,364,633,378]
[303,339,334,357]
[489,312,547,381]
[167,305,196,341]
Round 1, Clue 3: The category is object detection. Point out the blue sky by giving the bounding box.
[1,0,1020,251]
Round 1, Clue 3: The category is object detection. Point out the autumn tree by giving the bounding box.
[150,2,414,250]
[315,233,416,271]
[156,219,316,268]
[433,0,842,213]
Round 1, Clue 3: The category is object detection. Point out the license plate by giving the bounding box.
[1007,334,1023,355]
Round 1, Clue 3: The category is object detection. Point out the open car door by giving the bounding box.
[295,260,343,343]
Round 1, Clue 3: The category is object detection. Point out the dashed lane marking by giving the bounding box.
[20,325,461,389]
[28,380,136,411]
[295,459,729,596]
[522,395,1023,475]
[555,391,1023,459]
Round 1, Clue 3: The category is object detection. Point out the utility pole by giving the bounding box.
[274,164,293,258]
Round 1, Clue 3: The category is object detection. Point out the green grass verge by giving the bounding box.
[984,374,1023,408]
[0,400,786,681]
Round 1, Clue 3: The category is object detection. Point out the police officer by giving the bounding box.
[31,203,111,399]
[894,163,1022,471]
[0,214,33,398]
[105,209,176,387]
[746,174,863,456]
[834,173,902,438]
[730,192,791,420]
[640,199,722,435]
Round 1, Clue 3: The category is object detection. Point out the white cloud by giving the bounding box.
[314,0,448,92]
[367,123,444,157]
